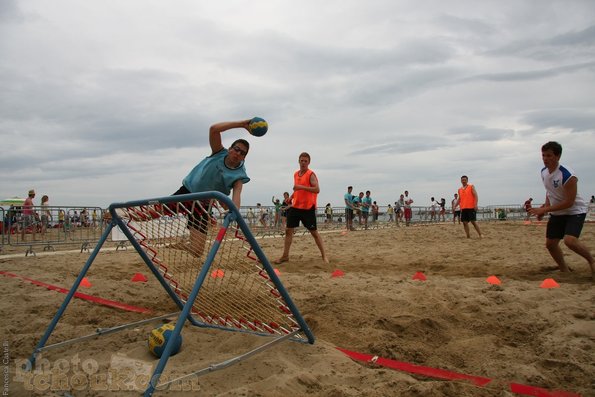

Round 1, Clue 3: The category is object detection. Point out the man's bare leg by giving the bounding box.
[310,230,329,263]
[274,228,293,264]
[563,235,594,279]
[545,238,572,272]
[188,228,207,258]
[471,221,483,237]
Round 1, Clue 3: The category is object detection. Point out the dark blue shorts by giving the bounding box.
[546,213,586,239]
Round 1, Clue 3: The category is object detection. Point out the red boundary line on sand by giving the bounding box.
[336,348,581,397]
[0,271,152,314]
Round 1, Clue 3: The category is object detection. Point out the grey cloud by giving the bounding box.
[522,109,595,133]
[467,61,595,82]
[0,0,23,23]
[448,126,514,141]
[488,24,595,60]
[547,24,595,46]
[435,14,496,37]
[350,140,449,156]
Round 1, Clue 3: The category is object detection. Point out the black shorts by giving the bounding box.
[345,208,353,221]
[287,207,317,230]
[546,213,586,240]
[453,210,461,218]
[461,209,476,222]
[172,186,210,233]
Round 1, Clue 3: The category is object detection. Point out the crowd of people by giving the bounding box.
[341,188,465,229]
[2,189,100,242]
[5,116,593,279]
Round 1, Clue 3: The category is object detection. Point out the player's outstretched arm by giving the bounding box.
[209,120,251,154]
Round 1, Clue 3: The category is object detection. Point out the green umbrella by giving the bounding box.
[0,197,26,206]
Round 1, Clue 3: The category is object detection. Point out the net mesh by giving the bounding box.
[116,198,305,339]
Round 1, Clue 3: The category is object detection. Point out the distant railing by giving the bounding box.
[1,202,555,256]
[2,206,106,256]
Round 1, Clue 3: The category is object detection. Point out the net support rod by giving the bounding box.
[144,210,234,397]
[111,213,190,316]
[232,203,315,344]
[25,220,115,371]
[35,312,180,353]
[157,328,301,389]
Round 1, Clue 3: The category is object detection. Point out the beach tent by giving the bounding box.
[0,197,26,206]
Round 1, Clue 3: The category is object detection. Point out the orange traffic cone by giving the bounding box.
[80,277,92,288]
[486,275,501,285]
[274,268,281,276]
[331,269,345,278]
[210,269,225,278]
[540,278,560,289]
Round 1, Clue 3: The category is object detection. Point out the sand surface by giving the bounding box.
[1,221,593,396]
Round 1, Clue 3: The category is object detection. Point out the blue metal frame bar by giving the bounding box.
[25,219,115,370]
[27,190,314,397]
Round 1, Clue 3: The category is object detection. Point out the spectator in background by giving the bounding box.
[396,194,404,225]
[452,193,461,224]
[403,191,414,226]
[58,209,65,228]
[361,191,372,229]
[353,192,363,225]
[524,197,533,220]
[324,203,333,223]
[281,192,291,226]
[439,198,446,222]
[272,196,282,228]
[429,197,438,221]
[21,189,36,241]
[344,186,356,231]
[40,195,51,236]
[371,201,379,222]
[257,203,267,228]
[246,207,255,226]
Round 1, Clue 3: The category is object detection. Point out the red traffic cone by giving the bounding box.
[131,273,148,282]
[331,269,345,278]
[486,275,501,285]
[412,272,426,281]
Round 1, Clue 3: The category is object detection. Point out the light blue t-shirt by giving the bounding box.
[362,196,372,213]
[344,193,354,209]
[353,196,362,208]
[182,149,250,195]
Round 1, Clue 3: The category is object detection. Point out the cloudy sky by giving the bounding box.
[1,0,594,210]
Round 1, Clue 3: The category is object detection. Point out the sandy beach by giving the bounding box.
[1,220,593,396]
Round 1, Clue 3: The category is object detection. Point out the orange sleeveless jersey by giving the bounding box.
[458,184,476,209]
[292,169,317,210]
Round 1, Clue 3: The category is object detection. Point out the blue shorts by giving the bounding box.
[546,213,586,239]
